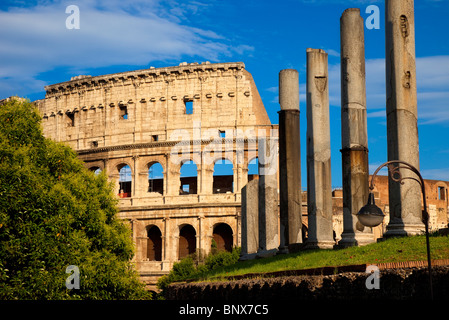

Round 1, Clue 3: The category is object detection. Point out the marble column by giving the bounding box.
[278,69,303,253]
[384,0,423,236]
[257,137,279,257]
[240,179,259,261]
[305,49,335,249]
[338,8,375,247]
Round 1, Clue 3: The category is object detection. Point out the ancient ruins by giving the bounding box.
[384,0,422,237]
[304,48,334,250]
[30,0,448,291]
[35,61,275,290]
[339,8,373,247]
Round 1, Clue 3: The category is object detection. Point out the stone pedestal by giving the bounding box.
[304,49,335,249]
[384,0,423,237]
[338,8,375,247]
[278,69,303,254]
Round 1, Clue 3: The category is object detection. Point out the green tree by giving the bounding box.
[0,98,150,299]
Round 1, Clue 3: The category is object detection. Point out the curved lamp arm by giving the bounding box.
[368,160,432,299]
[369,160,427,222]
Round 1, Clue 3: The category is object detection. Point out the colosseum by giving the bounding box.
[34,61,277,290]
[33,61,449,291]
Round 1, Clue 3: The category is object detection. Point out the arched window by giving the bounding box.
[213,159,233,194]
[89,166,102,175]
[212,223,233,252]
[148,162,164,195]
[179,225,196,259]
[438,186,446,201]
[147,226,162,261]
[180,160,197,195]
[248,157,259,182]
[118,164,132,198]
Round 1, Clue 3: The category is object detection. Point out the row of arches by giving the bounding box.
[146,223,234,261]
[91,158,260,198]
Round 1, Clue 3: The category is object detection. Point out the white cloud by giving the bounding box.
[312,56,449,125]
[326,49,340,58]
[420,168,449,181]
[369,162,388,176]
[369,163,449,182]
[0,0,253,98]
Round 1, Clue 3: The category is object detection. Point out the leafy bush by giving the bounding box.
[156,247,241,298]
[0,99,150,299]
[204,247,241,271]
[171,256,196,280]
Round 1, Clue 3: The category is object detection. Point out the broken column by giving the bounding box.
[384,0,423,237]
[240,179,259,261]
[338,8,375,247]
[257,137,279,257]
[305,48,335,249]
[278,69,302,253]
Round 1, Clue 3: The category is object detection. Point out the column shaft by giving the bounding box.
[385,0,423,236]
[305,49,334,249]
[278,69,302,253]
[257,137,279,257]
[339,8,374,247]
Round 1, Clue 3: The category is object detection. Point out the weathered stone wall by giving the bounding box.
[166,266,449,300]
[33,60,449,291]
[36,62,271,150]
[34,62,275,291]
[370,176,449,237]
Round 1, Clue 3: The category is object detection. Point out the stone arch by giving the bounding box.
[212,223,233,252]
[178,224,196,259]
[89,166,102,175]
[180,160,198,195]
[148,162,164,195]
[213,158,234,194]
[118,163,132,198]
[146,225,162,261]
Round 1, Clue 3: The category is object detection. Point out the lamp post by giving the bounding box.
[357,160,433,300]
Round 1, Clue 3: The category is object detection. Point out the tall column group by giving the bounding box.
[240,0,422,255]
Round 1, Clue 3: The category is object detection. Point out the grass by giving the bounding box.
[188,234,449,282]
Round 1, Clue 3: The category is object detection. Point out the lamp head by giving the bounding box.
[357,192,385,227]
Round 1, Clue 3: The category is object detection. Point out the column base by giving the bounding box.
[277,246,289,255]
[277,243,304,254]
[239,253,258,261]
[303,240,335,250]
[337,232,376,248]
[256,248,278,259]
[384,222,425,238]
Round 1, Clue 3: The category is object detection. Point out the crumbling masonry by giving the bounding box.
[32,1,449,288]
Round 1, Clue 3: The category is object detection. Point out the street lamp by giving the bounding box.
[357,160,433,300]
[357,192,385,228]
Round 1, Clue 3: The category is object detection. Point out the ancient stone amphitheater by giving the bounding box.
[35,61,277,291]
[33,60,449,292]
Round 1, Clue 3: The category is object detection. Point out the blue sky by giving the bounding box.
[1,0,448,188]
